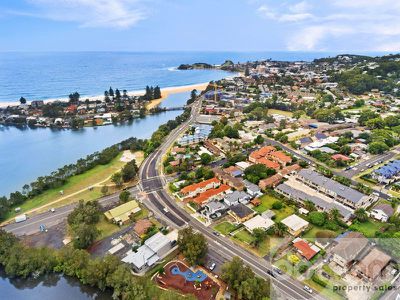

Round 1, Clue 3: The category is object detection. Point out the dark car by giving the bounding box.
[267,269,276,278]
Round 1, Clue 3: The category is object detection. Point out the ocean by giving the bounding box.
[0,51,340,103]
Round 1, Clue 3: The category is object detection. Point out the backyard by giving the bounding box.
[253,194,295,222]
[213,221,238,236]
[349,219,382,238]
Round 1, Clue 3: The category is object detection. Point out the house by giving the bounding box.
[235,161,251,171]
[372,160,400,183]
[223,166,243,177]
[370,204,394,222]
[213,168,245,191]
[104,200,141,225]
[298,137,313,147]
[331,232,369,269]
[261,209,276,219]
[269,151,292,166]
[279,164,301,176]
[228,203,255,223]
[249,146,276,163]
[243,180,262,197]
[281,214,309,236]
[331,154,351,161]
[134,219,153,236]
[189,184,231,206]
[203,201,227,218]
[292,238,320,260]
[259,174,283,190]
[122,232,172,272]
[224,191,251,206]
[353,247,391,281]
[180,177,220,198]
[243,215,274,233]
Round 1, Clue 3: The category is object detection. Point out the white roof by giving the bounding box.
[108,243,125,254]
[144,232,170,253]
[281,214,309,232]
[122,246,157,269]
[235,161,251,170]
[243,215,274,231]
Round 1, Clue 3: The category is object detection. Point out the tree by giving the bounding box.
[272,201,283,210]
[109,87,114,98]
[73,223,99,249]
[153,86,161,99]
[368,141,389,154]
[121,160,138,182]
[252,228,267,247]
[115,89,121,100]
[244,164,276,184]
[244,66,250,76]
[177,227,207,266]
[328,208,340,222]
[309,211,326,226]
[19,97,27,104]
[101,185,109,196]
[293,110,304,120]
[354,208,368,222]
[200,153,212,165]
[111,172,123,188]
[221,256,270,300]
[273,222,287,237]
[119,190,131,203]
[254,135,264,145]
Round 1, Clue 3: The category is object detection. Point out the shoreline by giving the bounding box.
[0,82,210,109]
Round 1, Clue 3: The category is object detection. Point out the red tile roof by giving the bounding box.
[293,240,318,260]
[269,151,292,163]
[257,157,280,170]
[190,184,231,205]
[180,177,220,194]
[249,146,276,160]
[331,154,350,161]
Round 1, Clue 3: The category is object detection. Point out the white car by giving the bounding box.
[209,262,216,271]
[303,285,313,294]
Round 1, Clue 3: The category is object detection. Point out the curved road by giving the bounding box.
[138,98,325,300]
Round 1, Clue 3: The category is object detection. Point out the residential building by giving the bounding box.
[243,215,274,233]
[189,184,231,206]
[213,168,245,191]
[292,238,320,260]
[259,174,283,189]
[331,232,369,270]
[122,232,173,272]
[281,214,309,236]
[370,204,394,222]
[104,200,141,225]
[228,203,255,223]
[297,169,373,209]
[180,177,220,198]
[223,191,251,206]
[353,248,391,281]
[243,180,262,197]
[372,160,400,183]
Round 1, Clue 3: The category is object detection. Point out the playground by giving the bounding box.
[155,261,220,300]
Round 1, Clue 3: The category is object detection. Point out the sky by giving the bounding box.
[0,0,399,52]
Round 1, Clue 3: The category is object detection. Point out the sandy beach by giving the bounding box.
[0,82,210,109]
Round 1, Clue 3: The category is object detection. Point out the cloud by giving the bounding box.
[257,3,313,22]
[14,0,147,29]
[255,0,400,51]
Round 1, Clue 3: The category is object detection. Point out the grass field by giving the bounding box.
[349,219,382,238]
[302,226,341,240]
[253,194,295,222]
[233,229,255,244]
[5,151,144,221]
[214,221,237,235]
[267,109,293,117]
[96,215,127,241]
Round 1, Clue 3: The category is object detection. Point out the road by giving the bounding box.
[138,99,325,299]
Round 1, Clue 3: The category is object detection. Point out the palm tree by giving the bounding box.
[304,200,316,212]
[354,208,368,222]
[273,222,287,237]
[328,208,340,221]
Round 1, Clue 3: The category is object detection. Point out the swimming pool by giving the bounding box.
[170,265,207,282]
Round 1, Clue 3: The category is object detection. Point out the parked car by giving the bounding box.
[209,262,216,271]
[303,285,313,294]
[321,271,331,279]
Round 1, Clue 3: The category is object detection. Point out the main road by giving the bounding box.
[138,98,325,300]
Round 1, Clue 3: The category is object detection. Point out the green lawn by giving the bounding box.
[253,194,295,222]
[233,229,255,244]
[349,219,382,238]
[96,215,127,241]
[267,109,293,117]
[5,151,143,221]
[302,226,341,240]
[214,221,237,235]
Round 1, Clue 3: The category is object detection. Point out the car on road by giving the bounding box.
[274,267,283,275]
[50,208,55,213]
[163,207,169,213]
[267,269,276,278]
[321,271,331,279]
[213,231,220,236]
[303,285,313,294]
[209,262,216,271]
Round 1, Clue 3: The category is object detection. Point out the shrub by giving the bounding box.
[311,271,327,287]
[309,211,326,227]
[299,264,309,274]
[272,201,283,210]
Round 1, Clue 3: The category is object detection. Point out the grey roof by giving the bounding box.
[224,191,251,205]
[373,204,394,217]
[122,246,158,269]
[298,169,367,204]
[276,183,353,220]
[332,232,369,262]
[243,180,261,193]
[230,203,254,219]
[205,201,227,211]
